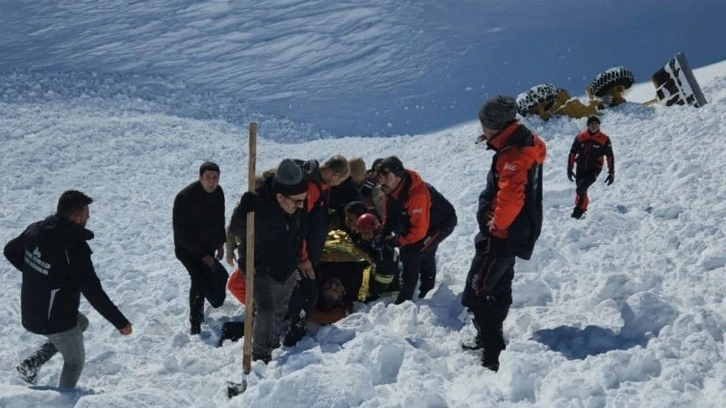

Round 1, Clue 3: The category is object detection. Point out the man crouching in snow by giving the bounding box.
[462,95,546,371]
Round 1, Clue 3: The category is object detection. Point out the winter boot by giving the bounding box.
[218,322,244,346]
[17,342,58,385]
[283,324,307,347]
[481,348,502,372]
[190,319,202,335]
[571,207,585,219]
[17,363,39,385]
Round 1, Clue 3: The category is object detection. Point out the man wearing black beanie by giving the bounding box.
[225,159,308,363]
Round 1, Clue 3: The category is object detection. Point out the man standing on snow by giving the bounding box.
[567,115,615,219]
[462,95,546,371]
[225,159,308,363]
[373,156,457,304]
[173,161,227,335]
[4,190,132,387]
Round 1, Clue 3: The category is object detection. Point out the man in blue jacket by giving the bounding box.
[4,190,132,388]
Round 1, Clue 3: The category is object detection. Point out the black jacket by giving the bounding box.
[4,215,130,334]
[173,181,226,260]
[227,176,307,282]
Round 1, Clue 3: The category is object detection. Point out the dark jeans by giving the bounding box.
[253,272,298,362]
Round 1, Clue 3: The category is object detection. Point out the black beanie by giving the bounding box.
[378,156,405,177]
[587,115,601,125]
[273,159,308,196]
[479,95,517,130]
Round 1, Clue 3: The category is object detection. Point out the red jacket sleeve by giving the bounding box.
[397,188,431,246]
[491,155,529,236]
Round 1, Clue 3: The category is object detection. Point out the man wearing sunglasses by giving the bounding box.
[225,159,308,363]
[373,156,457,305]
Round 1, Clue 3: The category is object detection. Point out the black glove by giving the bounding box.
[605,173,614,185]
[567,169,575,182]
[371,233,385,251]
[384,235,400,248]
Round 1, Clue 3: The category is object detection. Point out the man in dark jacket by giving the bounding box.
[225,159,308,363]
[462,95,546,371]
[282,156,349,346]
[4,190,132,387]
[374,156,458,304]
[567,115,615,219]
[173,161,227,335]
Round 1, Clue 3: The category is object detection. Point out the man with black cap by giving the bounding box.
[567,115,615,219]
[373,156,457,304]
[173,161,227,335]
[462,95,546,371]
[225,158,308,363]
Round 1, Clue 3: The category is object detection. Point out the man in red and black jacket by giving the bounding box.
[567,115,615,219]
[462,95,546,372]
[374,156,457,305]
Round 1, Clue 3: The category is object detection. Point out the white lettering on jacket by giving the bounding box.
[24,247,50,275]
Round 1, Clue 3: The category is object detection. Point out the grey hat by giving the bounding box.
[273,159,308,196]
[478,95,518,130]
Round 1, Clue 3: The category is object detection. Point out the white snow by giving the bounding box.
[1,1,726,407]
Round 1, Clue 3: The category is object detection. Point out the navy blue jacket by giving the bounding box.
[4,215,130,334]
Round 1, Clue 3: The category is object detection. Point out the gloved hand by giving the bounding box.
[605,173,614,185]
[384,235,400,248]
[371,233,385,250]
[567,169,575,182]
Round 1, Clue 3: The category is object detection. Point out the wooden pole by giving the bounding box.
[227,122,258,399]
[242,122,257,376]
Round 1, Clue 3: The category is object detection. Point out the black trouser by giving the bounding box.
[178,254,207,324]
[287,276,319,322]
[396,220,456,304]
[369,245,400,298]
[306,207,330,267]
[462,235,514,364]
[284,275,318,346]
[575,172,598,211]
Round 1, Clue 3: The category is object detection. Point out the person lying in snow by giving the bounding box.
[222,228,381,347]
